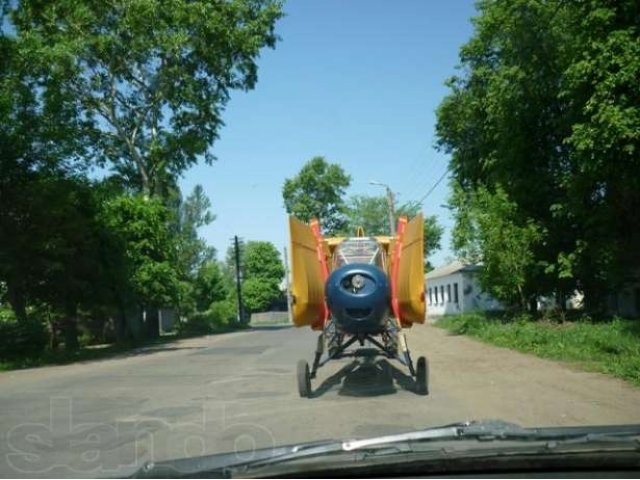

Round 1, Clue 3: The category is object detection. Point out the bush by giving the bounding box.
[0,308,48,359]
[177,302,236,337]
[209,300,237,325]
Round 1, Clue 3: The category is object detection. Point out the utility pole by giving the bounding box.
[234,235,244,324]
[385,186,396,237]
[283,246,293,324]
[370,181,396,236]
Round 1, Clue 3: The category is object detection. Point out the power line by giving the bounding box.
[416,168,450,205]
[403,154,451,202]
[403,167,434,202]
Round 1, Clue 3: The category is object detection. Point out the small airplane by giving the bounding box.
[288,214,428,397]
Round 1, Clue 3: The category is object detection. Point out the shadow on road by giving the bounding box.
[443,330,464,336]
[311,354,418,398]
[72,345,209,365]
[250,325,292,331]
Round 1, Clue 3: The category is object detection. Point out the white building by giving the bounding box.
[425,261,502,319]
[425,262,640,319]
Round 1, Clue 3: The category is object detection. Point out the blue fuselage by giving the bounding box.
[325,263,390,335]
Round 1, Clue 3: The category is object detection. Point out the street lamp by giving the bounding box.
[370,180,396,236]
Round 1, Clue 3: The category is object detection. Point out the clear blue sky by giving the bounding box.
[180,0,477,266]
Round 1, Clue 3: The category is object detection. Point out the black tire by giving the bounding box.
[415,356,429,396]
[297,359,311,398]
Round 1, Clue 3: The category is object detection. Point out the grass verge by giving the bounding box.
[434,313,640,387]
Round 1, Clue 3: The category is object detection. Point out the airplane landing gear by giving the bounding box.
[297,359,311,398]
[415,356,429,396]
[296,324,430,398]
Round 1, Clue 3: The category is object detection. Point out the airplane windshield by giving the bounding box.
[333,237,385,270]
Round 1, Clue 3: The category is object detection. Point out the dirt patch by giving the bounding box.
[406,324,640,427]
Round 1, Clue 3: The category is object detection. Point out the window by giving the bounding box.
[428,287,432,305]
[434,286,438,304]
[454,283,459,303]
[447,284,451,303]
[440,286,444,304]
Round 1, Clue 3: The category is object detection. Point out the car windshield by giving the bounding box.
[1,1,639,479]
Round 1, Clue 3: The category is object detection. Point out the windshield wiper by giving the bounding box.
[343,419,640,450]
[242,420,638,469]
[133,420,640,478]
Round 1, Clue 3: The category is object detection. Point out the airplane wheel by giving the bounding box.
[297,359,311,398]
[415,356,429,396]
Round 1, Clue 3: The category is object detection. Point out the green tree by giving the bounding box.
[100,196,180,338]
[282,157,352,235]
[242,278,282,314]
[0,18,90,325]
[1,19,105,350]
[556,0,640,311]
[0,174,109,350]
[10,0,283,196]
[34,178,109,350]
[451,185,543,310]
[176,185,215,275]
[436,0,640,312]
[241,241,284,314]
[193,261,228,312]
[243,241,285,281]
[436,0,572,308]
[344,195,390,236]
[171,184,217,314]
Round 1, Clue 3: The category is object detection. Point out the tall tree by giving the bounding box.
[436,0,640,312]
[0,15,90,325]
[241,241,284,314]
[243,242,285,281]
[282,157,351,235]
[343,195,390,237]
[10,0,283,196]
[193,261,228,312]
[451,184,544,310]
[33,178,110,350]
[175,186,215,275]
[100,196,180,338]
[556,0,640,310]
[171,185,216,314]
[436,0,572,306]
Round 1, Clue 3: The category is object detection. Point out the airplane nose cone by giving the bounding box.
[351,273,365,291]
[325,264,390,334]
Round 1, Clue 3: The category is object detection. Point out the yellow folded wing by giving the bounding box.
[288,216,326,328]
[395,214,426,325]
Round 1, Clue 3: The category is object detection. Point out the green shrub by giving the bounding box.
[0,308,48,359]
[0,306,16,323]
[209,300,237,325]
[177,303,235,337]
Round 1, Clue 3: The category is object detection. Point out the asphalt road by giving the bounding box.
[2,323,640,478]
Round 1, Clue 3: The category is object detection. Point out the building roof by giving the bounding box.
[425,260,480,280]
